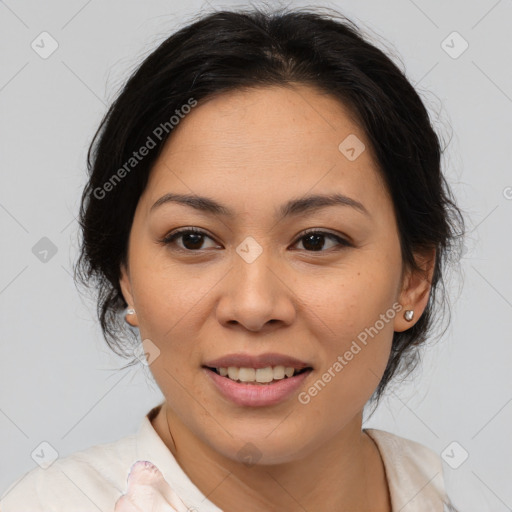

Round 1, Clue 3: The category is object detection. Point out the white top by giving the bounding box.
[0,403,451,511]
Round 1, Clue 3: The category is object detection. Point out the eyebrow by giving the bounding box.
[150,192,370,219]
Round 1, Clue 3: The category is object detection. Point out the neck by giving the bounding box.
[151,403,391,512]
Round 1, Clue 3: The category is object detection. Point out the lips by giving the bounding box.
[202,352,313,406]
[203,365,312,407]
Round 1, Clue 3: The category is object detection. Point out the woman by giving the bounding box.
[1,6,464,511]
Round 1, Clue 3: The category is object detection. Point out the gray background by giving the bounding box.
[1,0,511,510]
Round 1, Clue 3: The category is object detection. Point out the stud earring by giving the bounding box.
[125,307,137,325]
[404,310,414,322]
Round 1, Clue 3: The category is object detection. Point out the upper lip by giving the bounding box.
[203,353,312,370]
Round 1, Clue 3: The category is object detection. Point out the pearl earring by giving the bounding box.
[125,308,136,325]
[404,309,414,322]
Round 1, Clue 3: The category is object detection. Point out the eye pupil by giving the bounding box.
[302,234,324,251]
[182,232,204,250]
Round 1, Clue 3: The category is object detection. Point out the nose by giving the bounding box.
[215,247,296,333]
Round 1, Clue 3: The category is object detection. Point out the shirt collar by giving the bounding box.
[135,402,223,512]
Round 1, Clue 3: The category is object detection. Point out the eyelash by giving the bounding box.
[160,227,352,253]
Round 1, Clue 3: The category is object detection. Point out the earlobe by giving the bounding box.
[394,248,436,332]
[119,263,138,327]
[124,307,138,327]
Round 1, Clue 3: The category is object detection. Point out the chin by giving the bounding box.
[202,424,315,466]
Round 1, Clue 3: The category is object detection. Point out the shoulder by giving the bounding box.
[0,433,138,511]
[365,428,452,512]
[366,428,443,472]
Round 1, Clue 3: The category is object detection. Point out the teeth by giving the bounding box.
[227,367,239,380]
[273,366,285,379]
[238,368,256,382]
[215,366,304,383]
[255,367,274,383]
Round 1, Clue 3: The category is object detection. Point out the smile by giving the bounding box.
[203,366,313,407]
[207,365,309,384]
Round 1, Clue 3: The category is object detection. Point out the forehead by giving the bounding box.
[141,84,390,216]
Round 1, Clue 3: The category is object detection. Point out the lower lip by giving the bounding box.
[203,368,312,407]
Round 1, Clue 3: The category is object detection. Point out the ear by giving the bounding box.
[394,247,436,332]
[119,262,139,327]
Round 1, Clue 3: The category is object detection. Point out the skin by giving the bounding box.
[119,84,435,512]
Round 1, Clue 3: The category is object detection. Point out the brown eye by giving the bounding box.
[162,228,218,251]
[293,230,351,252]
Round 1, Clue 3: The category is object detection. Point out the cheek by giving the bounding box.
[299,260,398,335]
[128,271,206,390]
[297,264,398,394]
[130,256,208,338]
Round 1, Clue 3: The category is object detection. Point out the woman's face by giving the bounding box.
[120,84,429,464]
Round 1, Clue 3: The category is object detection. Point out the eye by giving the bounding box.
[160,228,219,251]
[292,229,352,252]
[160,227,351,253]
